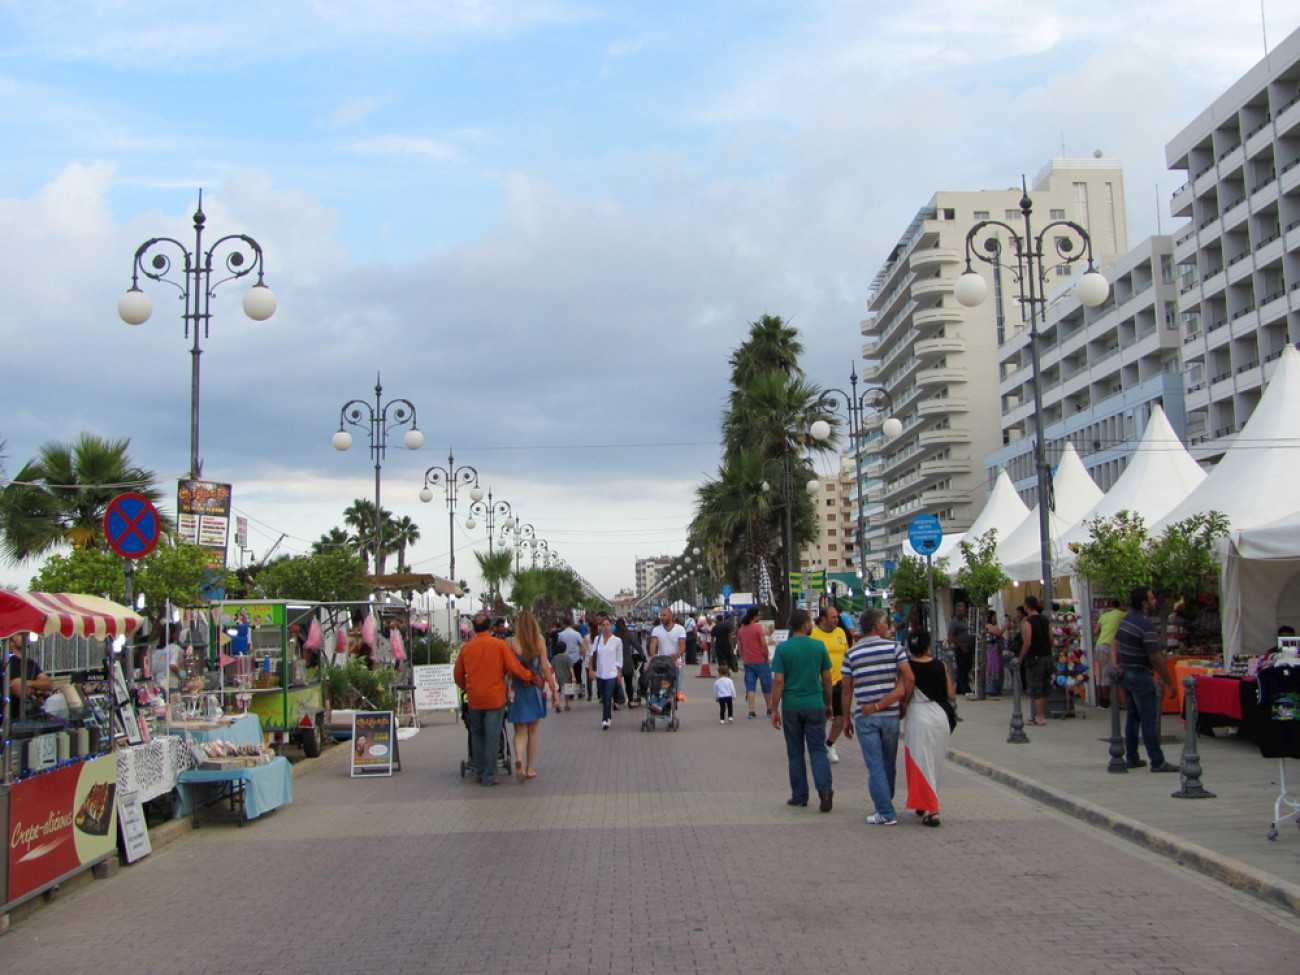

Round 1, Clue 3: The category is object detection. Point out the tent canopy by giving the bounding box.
[0,591,143,641]
[999,443,1104,581]
[1153,345,1300,533]
[939,469,1031,573]
[1050,404,1207,576]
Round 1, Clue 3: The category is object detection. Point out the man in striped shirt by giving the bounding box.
[842,608,914,825]
[1115,586,1179,772]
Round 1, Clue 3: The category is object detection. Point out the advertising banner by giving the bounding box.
[412,664,458,711]
[177,479,232,570]
[7,754,119,906]
[350,712,398,777]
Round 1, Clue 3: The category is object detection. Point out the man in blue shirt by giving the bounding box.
[770,609,834,812]
[842,608,914,825]
[1114,586,1179,772]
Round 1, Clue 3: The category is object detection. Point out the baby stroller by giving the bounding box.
[458,696,513,778]
[640,656,680,732]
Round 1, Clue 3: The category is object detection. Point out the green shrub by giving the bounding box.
[326,659,396,711]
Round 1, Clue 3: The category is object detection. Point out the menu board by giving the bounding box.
[350,711,399,777]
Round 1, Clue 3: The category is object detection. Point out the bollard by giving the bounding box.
[1007,657,1029,744]
[1172,675,1216,799]
[1106,667,1128,773]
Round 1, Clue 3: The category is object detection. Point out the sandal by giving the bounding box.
[922,813,941,828]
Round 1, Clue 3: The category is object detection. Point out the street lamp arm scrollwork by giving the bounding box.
[418,449,480,583]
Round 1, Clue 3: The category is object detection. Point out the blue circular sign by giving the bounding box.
[104,493,161,559]
[908,514,944,556]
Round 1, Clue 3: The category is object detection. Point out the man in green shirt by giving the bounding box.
[771,609,834,812]
[1093,605,1124,710]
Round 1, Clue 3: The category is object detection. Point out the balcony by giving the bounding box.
[916,366,967,387]
[916,396,970,417]
[861,338,881,358]
[920,457,973,477]
[912,306,964,331]
[914,335,966,359]
[909,247,962,270]
[918,427,972,446]
[910,277,954,301]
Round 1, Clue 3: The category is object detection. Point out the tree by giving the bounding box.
[1070,511,1153,602]
[1,433,168,563]
[474,549,515,606]
[388,515,421,573]
[1148,511,1230,610]
[955,530,1010,698]
[312,526,353,555]
[510,567,583,625]
[29,538,229,608]
[256,550,371,602]
[342,498,395,572]
[888,555,950,628]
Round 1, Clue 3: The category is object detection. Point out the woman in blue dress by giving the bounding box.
[508,610,559,782]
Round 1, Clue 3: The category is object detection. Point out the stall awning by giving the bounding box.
[368,573,465,597]
[0,591,144,641]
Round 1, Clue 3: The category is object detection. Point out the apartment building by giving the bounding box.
[1167,25,1300,463]
[985,236,1186,498]
[862,159,1128,561]
[634,555,674,598]
[799,455,855,573]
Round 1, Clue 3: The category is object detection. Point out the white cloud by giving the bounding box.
[331,96,385,128]
[346,135,460,161]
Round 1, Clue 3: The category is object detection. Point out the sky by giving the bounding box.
[3,0,1300,604]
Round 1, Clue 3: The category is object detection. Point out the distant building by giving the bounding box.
[863,159,1128,562]
[634,555,674,598]
[799,454,855,573]
[985,235,1186,497]
[1166,24,1300,463]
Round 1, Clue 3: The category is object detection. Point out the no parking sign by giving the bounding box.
[104,493,161,559]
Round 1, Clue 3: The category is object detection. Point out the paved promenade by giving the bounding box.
[2,673,1298,974]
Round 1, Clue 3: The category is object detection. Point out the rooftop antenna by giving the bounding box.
[1262,0,1269,54]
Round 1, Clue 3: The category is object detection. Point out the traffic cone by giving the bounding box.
[699,658,712,678]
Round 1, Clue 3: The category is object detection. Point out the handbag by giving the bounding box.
[940,699,958,733]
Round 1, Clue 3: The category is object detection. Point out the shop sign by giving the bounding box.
[117,790,152,864]
[177,479,232,570]
[350,711,400,777]
[413,664,457,711]
[7,754,119,905]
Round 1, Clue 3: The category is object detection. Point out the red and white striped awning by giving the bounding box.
[0,591,144,641]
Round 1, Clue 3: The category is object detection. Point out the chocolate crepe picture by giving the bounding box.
[75,781,117,836]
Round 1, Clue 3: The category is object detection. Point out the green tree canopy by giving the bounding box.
[29,539,228,609]
[1069,511,1153,601]
[255,549,371,603]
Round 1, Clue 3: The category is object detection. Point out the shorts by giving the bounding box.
[744,660,773,695]
[1023,655,1053,699]
[1094,643,1112,686]
[830,679,844,717]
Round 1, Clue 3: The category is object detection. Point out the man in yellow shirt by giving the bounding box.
[810,605,850,763]
[1093,605,1124,710]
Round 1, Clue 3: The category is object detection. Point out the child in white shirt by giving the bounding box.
[714,665,736,723]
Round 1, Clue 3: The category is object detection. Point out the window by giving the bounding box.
[1055,265,1073,276]
[829,559,839,567]
[827,529,837,537]
[973,210,989,220]
[1050,208,1066,219]
[942,208,956,220]
[827,544,838,552]
[826,499,835,507]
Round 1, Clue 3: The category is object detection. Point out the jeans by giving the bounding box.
[467,705,507,785]
[744,661,773,695]
[782,707,832,803]
[853,711,900,819]
[596,676,617,721]
[1120,669,1165,766]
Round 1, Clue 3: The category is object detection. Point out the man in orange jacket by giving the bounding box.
[454,611,543,786]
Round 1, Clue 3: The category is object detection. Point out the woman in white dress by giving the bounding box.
[903,629,954,827]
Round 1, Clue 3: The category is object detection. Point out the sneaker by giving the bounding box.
[720,719,725,724]
[727,716,734,723]
[601,720,610,730]
[1150,761,1180,773]
[1125,759,1148,769]
[786,797,807,807]
[827,743,840,764]
[865,812,898,826]
[748,711,756,719]
[818,789,834,813]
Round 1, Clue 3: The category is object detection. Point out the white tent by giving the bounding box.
[936,469,1031,573]
[902,532,965,561]
[1152,345,1300,534]
[999,443,1104,582]
[1048,405,1207,577]
[1222,515,1300,662]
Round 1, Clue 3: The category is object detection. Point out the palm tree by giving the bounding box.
[388,515,421,573]
[474,548,515,606]
[510,567,582,624]
[0,433,167,563]
[312,526,353,555]
[341,499,396,572]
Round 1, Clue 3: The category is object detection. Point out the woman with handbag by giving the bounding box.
[507,611,559,781]
[902,628,954,828]
[615,619,643,707]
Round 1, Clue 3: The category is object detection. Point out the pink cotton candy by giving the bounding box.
[390,628,406,661]
[362,615,376,647]
[304,619,323,651]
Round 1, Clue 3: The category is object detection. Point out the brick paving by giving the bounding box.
[3,676,1298,973]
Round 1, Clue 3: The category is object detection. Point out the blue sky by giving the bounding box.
[4,0,1300,601]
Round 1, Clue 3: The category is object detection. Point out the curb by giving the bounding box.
[947,748,1300,915]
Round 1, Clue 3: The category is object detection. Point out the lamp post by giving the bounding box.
[531,537,550,569]
[954,179,1109,603]
[331,373,424,574]
[508,522,536,573]
[419,449,481,585]
[119,192,276,477]
[762,456,823,626]
[814,371,903,589]
[465,488,514,558]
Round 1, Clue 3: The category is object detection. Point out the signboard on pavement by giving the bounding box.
[350,711,400,777]
[412,664,458,711]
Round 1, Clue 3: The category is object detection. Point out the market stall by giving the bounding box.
[2,591,142,913]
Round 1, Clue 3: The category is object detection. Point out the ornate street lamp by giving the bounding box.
[419,449,480,584]
[813,370,903,587]
[332,374,424,573]
[954,178,1109,603]
[465,488,514,558]
[120,191,276,477]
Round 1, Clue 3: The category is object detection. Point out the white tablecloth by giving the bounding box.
[115,735,191,804]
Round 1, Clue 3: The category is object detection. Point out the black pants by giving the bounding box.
[718,697,734,721]
[623,666,639,703]
[954,646,973,695]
